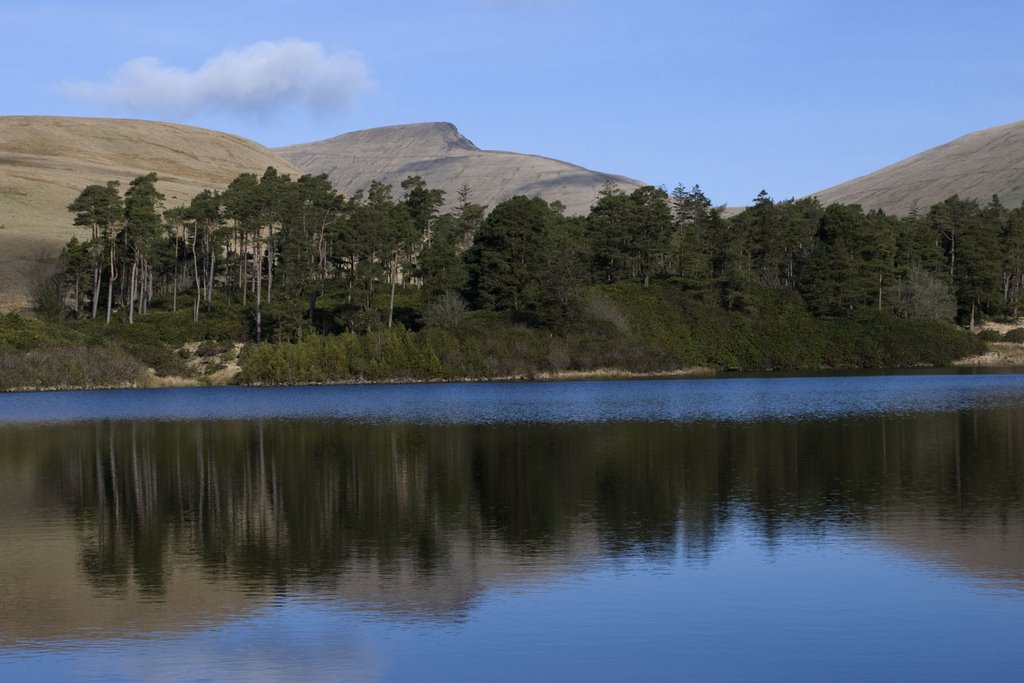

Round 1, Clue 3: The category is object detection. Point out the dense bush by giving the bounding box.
[978,329,1003,342]
[1003,327,1024,343]
[0,312,94,350]
[231,283,984,386]
[100,322,192,377]
[238,326,443,385]
[0,345,146,391]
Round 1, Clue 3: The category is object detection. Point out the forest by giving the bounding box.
[8,166,1022,388]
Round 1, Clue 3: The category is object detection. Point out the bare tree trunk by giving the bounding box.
[267,231,274,303]
[255,244,262,299]
[137,261,144,318]
[255,245,263,343]
[318,218,328,296]
[106,247,116,325]
[207,250,216,310]
[388,257,397,328]
[172,228,180,313]
[255,301,262,343]
[128,257,137,325]
[139,261,147,317]
[239,230,247,306]
[192,238,201,323]
[92,265,101,319]
[949,232,956,276]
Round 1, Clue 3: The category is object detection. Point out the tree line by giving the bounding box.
[55,168,1024,344]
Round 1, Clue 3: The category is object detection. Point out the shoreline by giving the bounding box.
[952,342,1024,367]
[2,366,720,394]
[7,358,1024,394]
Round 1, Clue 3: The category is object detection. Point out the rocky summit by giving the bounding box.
[275,122,647,215]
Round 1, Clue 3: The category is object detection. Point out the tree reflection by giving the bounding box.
[3,408,1022,601]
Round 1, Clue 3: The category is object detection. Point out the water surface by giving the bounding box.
[1,374,1022,681]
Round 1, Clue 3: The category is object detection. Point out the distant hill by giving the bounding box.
[0,116,302,309]
[812,120,1024,214]
[275,122,647,215]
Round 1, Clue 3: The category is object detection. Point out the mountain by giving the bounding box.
[0,116,303,309]
[275,122,647,215]
[812,120,1024,214]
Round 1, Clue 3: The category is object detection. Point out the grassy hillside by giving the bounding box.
[812,120,1024,214]
[0,116,303,309]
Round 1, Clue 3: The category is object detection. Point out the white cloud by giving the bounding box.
[61,39,373,117]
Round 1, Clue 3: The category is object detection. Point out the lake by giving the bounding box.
[0,373,1022,681]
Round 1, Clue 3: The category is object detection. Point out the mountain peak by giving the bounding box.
[280,121,480,157]
[275,121,646,216]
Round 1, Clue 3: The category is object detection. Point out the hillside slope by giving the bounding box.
[812,120,1024,214]
[0,116,303,308]
[275,122,647,215]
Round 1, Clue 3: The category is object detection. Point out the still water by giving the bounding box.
[0,374,1022,681]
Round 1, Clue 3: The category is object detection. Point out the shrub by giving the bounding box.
[422,292,469,330]
[1003,327,1024,343]
[0,345,146,391]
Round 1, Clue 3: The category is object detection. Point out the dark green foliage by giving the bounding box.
[0,312,93,350]
[101,322,191,377]
[38,170,1004,390]
[465,195,564,312]
[67,180,123,322]
[418,214,470,297]
[670,184,717,292]
[124,173,164,244]
[587,185,674,286]
[746,190,788,288]
[1003,327,1024,343]
[590,284,979,371]
[799,204,895,315]
[238,325,441,384]
[418,184,483,298]
[234,283,982,385]
[928,195,1005,327]
[1002,207,1024,317]
[401,175,445,244]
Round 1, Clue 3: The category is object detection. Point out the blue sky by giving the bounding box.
[2,0,1023,206]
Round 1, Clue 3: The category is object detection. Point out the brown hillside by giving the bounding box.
[812,120,1024,214]
[0,116,303,309]
[276,122,647,216]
